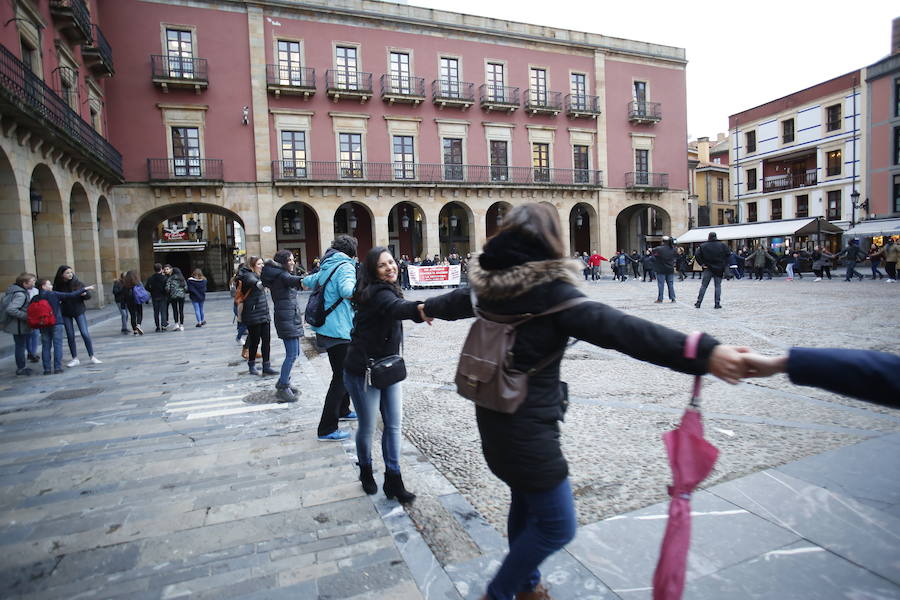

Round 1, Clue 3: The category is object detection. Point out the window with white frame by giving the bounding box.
[442,138,463,180]
[440,57,460,97]
[532,142,550,182]
[165,28,194,79]
[635,149,649,184]
[573,145,589,183]
[392,135,415,179]
[486,62,505,102]
[277,40,303,86]
[490,140,508,181]
[570,73,587,109]
[339,132,363,178]
[281,130,307,178]
[389,51,411,94]
[530,68,547,106]
[172,126,201,176]
[335,46,359,90]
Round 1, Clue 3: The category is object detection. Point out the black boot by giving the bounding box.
[248,361,260,375]
[359,463,377,495]
[383,469,415,504]
[261,361,277,376]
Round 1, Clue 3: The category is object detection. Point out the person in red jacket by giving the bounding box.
[588,250,607,281]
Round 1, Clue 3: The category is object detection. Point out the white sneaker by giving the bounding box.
[886,278,895,283]
[90,356,102,364]
[179,325,185,331]
[67,358,80,368]
[814,278,821,282]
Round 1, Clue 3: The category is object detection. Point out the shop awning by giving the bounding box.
[674,218,844,244]
[843,218,900,237]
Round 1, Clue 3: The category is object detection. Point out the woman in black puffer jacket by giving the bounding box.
[54,265,100,366]
[238,256,275,377]
[260,250,304,403]
[422,203,748,600]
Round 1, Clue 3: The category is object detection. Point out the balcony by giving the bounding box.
[50,0,92,44]
[266,65,315,98]
[325,70,373,103]
[81,25,113,77]
[625,171,669,191]
[480,85,519,112]
[151,55,208,94]
[0,44,122,182]
[147,158,223,185]
[380,75,425,105]
[272,160,602,187]
[763,171,817,193]
[524,90,562,116]
[627,101,662,124]
[566,94,601,118]
[431,80,475,110]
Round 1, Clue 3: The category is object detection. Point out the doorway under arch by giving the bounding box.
[485,201,512,240]
[275,201,320,273]
[30,164,67,280]
[438,201,473,258]
[388,201,426,260]
[616,204,671,253]
[569,202,597,255]
[334,202,373,259]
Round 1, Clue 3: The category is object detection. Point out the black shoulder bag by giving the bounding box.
[366,323,407,390]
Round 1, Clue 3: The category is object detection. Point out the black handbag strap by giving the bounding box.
[319,264,346,320]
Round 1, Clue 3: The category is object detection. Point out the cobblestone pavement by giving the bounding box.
[0,272,898,599]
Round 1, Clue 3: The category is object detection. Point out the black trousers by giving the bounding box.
[318,343,352,436]
[128,303,143,329]
[169,298,185,324]
[152,297,168,328]
[245,321,271,363]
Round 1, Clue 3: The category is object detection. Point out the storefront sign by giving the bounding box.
[408,265,461,287]
[163,230,187,241]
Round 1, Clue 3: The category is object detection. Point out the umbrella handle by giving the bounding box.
[685,332,702,407]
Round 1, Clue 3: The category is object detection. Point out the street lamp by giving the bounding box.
[850,190,868,227]
[400,208,410,230]
[348,208,357,231]
[29,190,42,219]
[575,207,584,228]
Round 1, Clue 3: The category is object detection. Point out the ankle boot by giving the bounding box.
[261,361,277,376]
[383,469,415,504]
[515,582,553,600]
[248,361,260,375]
[358,463,377,495]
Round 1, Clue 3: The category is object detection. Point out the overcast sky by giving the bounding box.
[409,0,897,140]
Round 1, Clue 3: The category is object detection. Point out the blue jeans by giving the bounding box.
[62,313,94,358]
[844,262,861,281]
[343,371,402,472]
[27,329,39,355]
[656,272,676,301]
[118,304,129,331]
[41,324,64,371]
[697,269,722,306]
[13,333,28,370]
[192,301,205,323]
[487,478,577,600]
[278,337,300,387]
[233,303,248,338]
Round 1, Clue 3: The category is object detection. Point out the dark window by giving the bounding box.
[635,149,649,184]
[895,78,900,118]
[165,29,194,79]
[392,135,415,179]
[633,81,647,115]
[827,190,841,220]
[771,198,782,220]
[827,149,842,176]
[826,104,841,131]
[439,58,459,97]
[338,132,363,178]
[717,177,724,201]
[171,127,200,176]
[281,130,307,178]
[442,138,463,180]
[490,140,508,181]
[782,119,795,144]
[745,131,756,153]
[717,208,724,224]
[573,145,589,183]
[277,40,303,85]
[532,143,550,182]
[20,38,37,73]
[796,195,809,218]
[895,127,900,165]
[894,174,900,213]
[748,202,757,222]
[335,46,359,89]
[747,168,757,191]
[571,73,587,109]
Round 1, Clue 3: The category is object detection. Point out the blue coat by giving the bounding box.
[37,288,86,326]
[260,260,304,339]
[301,249,356,341]
[186,278,207,303]
[788,348,899,405]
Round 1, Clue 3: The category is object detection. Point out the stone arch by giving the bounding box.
[569,202,598,256]
[615,203,671,253]
[0,145,28,285]
[97,195,118,302]
[69,182,100,305]
[387,201,426,260]
[30,163,68,280]
[438,201,475,258]
[334,201,374,259]
[485,201,512,240]
[136,202,245,291]
[275,201,320,272]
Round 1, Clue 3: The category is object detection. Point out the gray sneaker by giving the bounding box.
[275,387,297,403]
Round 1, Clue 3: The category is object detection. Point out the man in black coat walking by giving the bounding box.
[694,231,730,309]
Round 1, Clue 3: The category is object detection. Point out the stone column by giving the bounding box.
[424,203,441,259]
[0,183,34,284]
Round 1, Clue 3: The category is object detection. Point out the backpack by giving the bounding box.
[132,283,151,304]
[0,290,18,328]
[455,294,589,414]
[233,277,253,322]
[304,265,345,327]
[27,298,55,329]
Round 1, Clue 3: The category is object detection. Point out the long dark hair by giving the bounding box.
[53,265,82,291]
[169,267,186,285]
[352,246,400,308]
[123,270,141,288]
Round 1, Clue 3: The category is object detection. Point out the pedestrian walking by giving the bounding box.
[630,250,641,279]
[867,243,885,280]
[145,263,169,332]
[343,246,425,502]
[877,238,899,282]
[727,250,742,280]
[811,246,835,281]
[675,247,689,281]
[33,277,94,375]
[122,270,145,335]
[237,257,277,378]
[615,251,629,281]
[112,274,130,334]
[2,273,37,376]
[694,232,729,309]
[302,235,358,442]
[581,252,591,281]
[187,269,208,327]
[261,250,305,403]
[165,267,188,330]
[588,250,606,280]
[642,249,656,282]
[652,237,677,303]
[53,266,101,366]
[785,251,801,281]
[419,202,749,600]
[230,271,250,346]
[746,245,768,280]
[836,239,866,282]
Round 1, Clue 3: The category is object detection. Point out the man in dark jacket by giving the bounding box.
[651,237,677,303]
[145,263,169,332]
[260,250,305,402]
[694,232,730,309]
[837,239,866,282]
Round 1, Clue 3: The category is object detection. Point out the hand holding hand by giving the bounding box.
[707,344,752,384]
[740,352,787,377]
[417,303,433,326]
[83,285,95,291]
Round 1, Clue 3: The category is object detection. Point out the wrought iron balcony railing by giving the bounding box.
[525,90,562,115]
[627,101,662,123]
[380,74,425,101]
[151,55,209,88]
[325,70,373,94]
[762,171,817,193]
[266,65,315,90]
[0,44,122,180]
[147,158,223,182]
[272,160,602,186]
[50,0,92,44]
[431,80,475,105]
[480,85,519,110]
[566,94,601,117]
[625,171,669,189]
[82,24,113,76]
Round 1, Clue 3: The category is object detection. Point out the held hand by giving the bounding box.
[707,344,751,384]
[417,303,433,326]
[740,353,788,377]
[84,285,95,291]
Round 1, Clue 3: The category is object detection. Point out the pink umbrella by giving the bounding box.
[652,332,720,600]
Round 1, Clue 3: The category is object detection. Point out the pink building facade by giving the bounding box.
[864,33,900,222]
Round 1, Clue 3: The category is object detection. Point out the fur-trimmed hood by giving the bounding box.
[467,257,582,301]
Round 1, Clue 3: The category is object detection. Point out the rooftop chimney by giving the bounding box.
[894,17,900,55]
[697,137,710,164]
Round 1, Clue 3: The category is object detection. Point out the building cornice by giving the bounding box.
[269,109,315,116]
[156,103,209,111]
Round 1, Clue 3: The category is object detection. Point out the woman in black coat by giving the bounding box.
[343,246,425,503]
[53,265,101,366]
[260,250,305,402]
[238,256,275,377]
[421,203,748,600]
